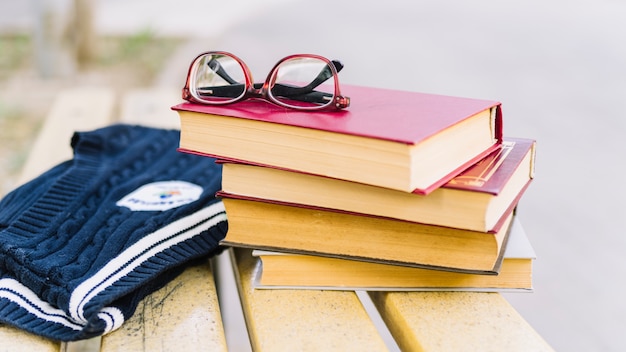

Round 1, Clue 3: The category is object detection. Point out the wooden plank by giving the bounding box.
[232,248,389,351]
[100,260,227,351]
[369,291,554,352]
[118,87,182,129]
[99,88,227,351]
[18,87,115,184]
[0,325,60,352]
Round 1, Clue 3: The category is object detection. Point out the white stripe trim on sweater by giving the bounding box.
[0,278,83,331]
[69,201,226,324]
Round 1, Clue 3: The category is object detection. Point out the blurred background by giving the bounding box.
[1,0,625,351]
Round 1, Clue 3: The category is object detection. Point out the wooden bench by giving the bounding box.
[0,87,555,352]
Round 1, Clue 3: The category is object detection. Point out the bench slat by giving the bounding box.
[100,260,227,351]
[369,291,554,352]
[99,88,227,351]
[18,87,116,185]
[232,248,389,351]
[118,88,182,129]
[0,325,60,352]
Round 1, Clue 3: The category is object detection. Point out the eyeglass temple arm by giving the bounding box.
[308,60,343,91]
[207,58,238,85]
[196,83,335,106]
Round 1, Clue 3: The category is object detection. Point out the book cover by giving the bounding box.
[250,217,535,292]
[173,84,502,194]
[173,84,502,144]
[218,193,516,274]
[220,138,536,232]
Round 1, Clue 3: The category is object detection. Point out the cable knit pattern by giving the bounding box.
[0,124,227,341]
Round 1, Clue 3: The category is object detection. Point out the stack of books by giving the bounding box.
[172,84,537,292]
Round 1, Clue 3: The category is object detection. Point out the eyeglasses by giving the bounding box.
[182,51,350,111]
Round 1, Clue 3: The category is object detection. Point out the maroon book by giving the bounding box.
[173,84,502,194]
[444,138,534,194]
[218,138,535,233]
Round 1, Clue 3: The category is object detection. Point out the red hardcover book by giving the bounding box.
[173,84,502,194]
[219,138,535,232]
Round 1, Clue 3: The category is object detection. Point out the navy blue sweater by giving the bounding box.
[0,124,226,341]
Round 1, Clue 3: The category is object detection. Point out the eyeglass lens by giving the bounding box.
[193,54,247,103]
[191,54,337,109]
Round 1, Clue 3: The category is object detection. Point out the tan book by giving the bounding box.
[249,217,534,292]
[219,193,515,274]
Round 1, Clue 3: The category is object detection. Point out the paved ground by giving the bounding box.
[3,1,626,351]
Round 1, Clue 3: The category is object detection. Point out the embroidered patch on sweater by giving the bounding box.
[116,180,204,211]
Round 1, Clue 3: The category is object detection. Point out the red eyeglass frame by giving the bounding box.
[182,51,350,111]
